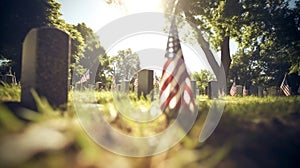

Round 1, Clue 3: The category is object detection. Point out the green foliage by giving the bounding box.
[229,46,291,87]
[0,83,20,102]
[72,23,108,82]
[0,0,66,80]
[94,91,113,104]
[192,70,216,94]
[94,54,112,89]
[233,0,299,82]
[225,96,300,117]
[1,86,300,167]
[175,0,241,50]
[0,0,87,80]
[0,104,24,133]
[111,48,141,82]
[174,0,300,81]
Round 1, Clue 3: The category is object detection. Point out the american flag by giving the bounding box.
[77,69,90,84]
[159,17,196,119]
[280,74,291,96]
[230,82,236,96]
[243,85,247,96]
[134,78,138,87]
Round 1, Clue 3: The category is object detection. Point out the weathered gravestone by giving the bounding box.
[4,74,15,84]
[249,85,258,96]
[191,80,197,98]
[138,70,153,99]
[257,86,264,97]
[1,68,17,85]
[208,80,218,99]
[236,85,243,96]
[21,27,70,110]
[116,84,121,91]
[121,80,129,93]
[95,82,101,90]
[268,86,278,96]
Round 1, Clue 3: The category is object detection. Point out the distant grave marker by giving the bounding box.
[21,27,70,110]
[236,85,243,96]
[138,70,153,99]
[208,80,218,99]
[249,85,258,96]
[116,84,121,91]
[191,80,197,98]
[96,82,101,90]
[1,67,17,85]
[258,86,263,97]
[4,74,14,84]
[268,86,278,96]
[121,80,129,93]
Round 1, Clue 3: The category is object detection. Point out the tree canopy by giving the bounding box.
[227,0,300,86]
[192,70,216,94]
[111,48,140,83]
[0,0,85,80]
[166,0,300,87]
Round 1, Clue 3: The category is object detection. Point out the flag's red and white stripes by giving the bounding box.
[230,82,236,96]
[77,69,90,84]
[159,18,196,118]
[134,78,138,87]
[242,85,247,96]
[280,74,291,96]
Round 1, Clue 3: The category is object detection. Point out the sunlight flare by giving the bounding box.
[124,0,163,13]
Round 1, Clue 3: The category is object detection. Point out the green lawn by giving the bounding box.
[0,86,299,168]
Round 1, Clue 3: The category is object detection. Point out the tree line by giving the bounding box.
[0,0,108,85]
[171,0,300,87]
[1,0,299,90]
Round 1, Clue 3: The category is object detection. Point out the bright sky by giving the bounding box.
[56,0,238,74]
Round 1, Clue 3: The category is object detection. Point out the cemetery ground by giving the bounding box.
[0,84,300,168]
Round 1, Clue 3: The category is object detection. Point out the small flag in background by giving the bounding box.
[280,74,291,96]
[77,69,90,84]
[134,78,138,87]
[243,85,248,96]
[159,17,196,119]
[230,82,237,96]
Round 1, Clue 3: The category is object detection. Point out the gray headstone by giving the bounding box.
[4,74,14,84]
[138,70,153,99]
[196,88,200,95]
[21,27,70,110]
[236,85,243,96]
[268,86,278,96]
[249,85,258,96]
[75,83,81,90]
[257,86,263,97]
[117,84,121,91]
[121,80,129,93]
[96,82,101,90]
[208,80,218,99]
[191,80,197,98]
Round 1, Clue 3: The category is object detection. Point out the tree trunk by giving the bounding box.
[221,36,231,80]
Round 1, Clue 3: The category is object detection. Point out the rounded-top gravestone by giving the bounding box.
[21,27,70,110]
